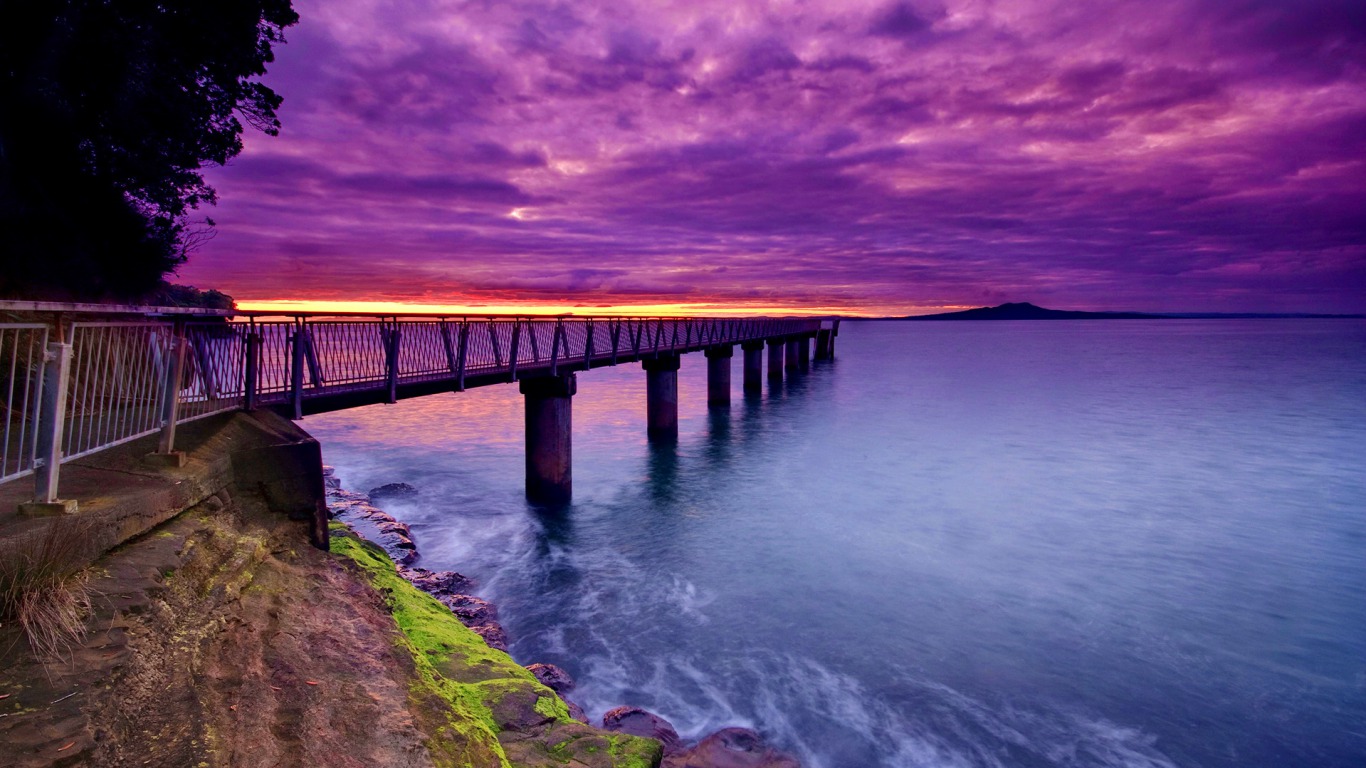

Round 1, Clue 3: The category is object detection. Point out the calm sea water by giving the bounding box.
[307,320,1366,768]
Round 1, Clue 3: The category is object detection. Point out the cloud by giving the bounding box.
[182,0,1366,314]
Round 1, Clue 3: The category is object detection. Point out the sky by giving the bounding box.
[179,0,1366,316]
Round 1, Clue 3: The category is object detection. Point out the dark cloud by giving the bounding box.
[184,0,1366,314]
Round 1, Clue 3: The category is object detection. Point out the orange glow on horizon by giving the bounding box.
[232,298,959,318]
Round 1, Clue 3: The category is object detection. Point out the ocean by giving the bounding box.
[305,319,1366,768]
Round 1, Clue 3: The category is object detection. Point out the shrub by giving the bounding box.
[0,516,96,660]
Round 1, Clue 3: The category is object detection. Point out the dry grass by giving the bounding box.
[0,515,97,660]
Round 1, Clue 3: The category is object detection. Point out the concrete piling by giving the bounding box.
[705,345,733,406]
[767,339,785,382]
[742,341,765,394]
[643,355,681,442]
[815,329,831,360]
[521,374,576,505]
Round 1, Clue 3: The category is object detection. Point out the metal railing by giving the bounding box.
[1,301,832,505]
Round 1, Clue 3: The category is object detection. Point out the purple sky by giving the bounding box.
[180,0,1366,315]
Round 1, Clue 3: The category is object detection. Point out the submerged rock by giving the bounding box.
[664,728,801,768]
[368,482,417,500]
[602,706,682,754]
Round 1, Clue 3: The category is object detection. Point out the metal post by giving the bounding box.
[156,329,188,454]
[584,319,594,367]
[550,319,563,376]
[489,321,503,368]
[25,340,74,512]
[386,323,401,404]
[291,323,306,419]
[456,321,469,392]
[440,320,458,373]
[244,331,261,411]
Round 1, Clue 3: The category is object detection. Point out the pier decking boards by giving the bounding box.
[1,303,839,509]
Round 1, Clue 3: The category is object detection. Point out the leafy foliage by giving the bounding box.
[0,0,297,299]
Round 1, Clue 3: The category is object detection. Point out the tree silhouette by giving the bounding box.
[0,0,298,300]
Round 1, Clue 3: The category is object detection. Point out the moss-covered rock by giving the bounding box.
[331,530,661,768]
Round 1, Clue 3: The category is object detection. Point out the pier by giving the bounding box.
[1,302,839,509]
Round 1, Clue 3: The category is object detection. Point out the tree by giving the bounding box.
[0,0,298,300]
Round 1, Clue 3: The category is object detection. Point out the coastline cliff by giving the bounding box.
[0,411,658,767]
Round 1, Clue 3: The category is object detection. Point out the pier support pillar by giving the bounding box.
[797,336,811,372]
[767,339,784,382]
[521,374,575,505]
[785,339,800,372]
[644,355,681,442]
[705,345,733,406]
[742,341,765,394]
[815,329,831,360]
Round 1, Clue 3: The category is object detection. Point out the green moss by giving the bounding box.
[329,530,661,768]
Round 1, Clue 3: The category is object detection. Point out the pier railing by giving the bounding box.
[0,301,830,506]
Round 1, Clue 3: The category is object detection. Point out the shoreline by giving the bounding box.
[321,466,802,768]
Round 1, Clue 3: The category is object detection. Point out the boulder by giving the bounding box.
[398,566,476,597]
[368,482,417,500]
[439,594,499,626]
[602,706,681,754]
[469,623,509,651]
[664,728,800,768]
[526,663,575,693]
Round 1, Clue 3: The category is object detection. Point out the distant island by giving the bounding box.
[895,302,1363,321]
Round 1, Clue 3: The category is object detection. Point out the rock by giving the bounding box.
[565,698,589,723]
[602,706,682,754]
[439,594,499,625]
[469,623,509,651]
[664,728,800,768]
[375,520,413,539]
[202,495,225,512]
[526,663,575,693]
[397,566,476,597]
[368,482,417,500]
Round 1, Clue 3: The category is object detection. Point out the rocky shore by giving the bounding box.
[323,468,802,768]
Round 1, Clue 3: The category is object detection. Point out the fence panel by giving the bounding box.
[0,324,50,483]
[62,322,175,461]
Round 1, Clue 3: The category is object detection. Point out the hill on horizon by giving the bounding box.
[894,302,1364,320]
[900,302,1159,321]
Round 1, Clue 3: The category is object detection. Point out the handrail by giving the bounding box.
[2,309,832,506]
[0,300,843,322]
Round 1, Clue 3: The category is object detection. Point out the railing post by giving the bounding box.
[508,321,522,381]
[584,319,594,368]
[22,335,76,514]
[549,319,563,376]
[303,326,323,386]
[244,330,261,411]
[291,321,306,419]
[456,321,469,392]
[610,320,621,365]
[489,321,503,368]
[527,320,541,362]
[386,322,401,404]
[440,320,458,374]
[156,324,188,457]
